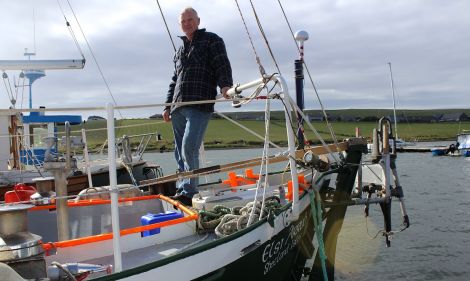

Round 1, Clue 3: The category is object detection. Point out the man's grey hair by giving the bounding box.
[180,7,198,18]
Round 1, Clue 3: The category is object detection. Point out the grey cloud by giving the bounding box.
[1,0,469,117]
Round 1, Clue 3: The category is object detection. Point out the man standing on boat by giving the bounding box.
[163,7,233,205]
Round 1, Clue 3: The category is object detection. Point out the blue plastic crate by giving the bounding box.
[141,211,184,237]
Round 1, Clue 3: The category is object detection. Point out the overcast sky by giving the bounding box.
[0,0,469,118]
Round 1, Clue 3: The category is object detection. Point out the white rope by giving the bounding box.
[215,201,263,237]
[259,97,271,220]
[247,97,271,226]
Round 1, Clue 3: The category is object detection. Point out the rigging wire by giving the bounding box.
[276,0,345,162]
[33,9,36,53]
[56,0,85,59]
[12,76,18,106]
[61,0,123,119]
[233,0,266,76]
[243,0,339,160]
[2,73,15,106]
[248,0,282,75]
[12,72,25,108]
[155,0,176,52]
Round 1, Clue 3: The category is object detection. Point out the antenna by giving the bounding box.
[33,8,37,54]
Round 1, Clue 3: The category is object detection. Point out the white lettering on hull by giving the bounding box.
[262,214,308,275]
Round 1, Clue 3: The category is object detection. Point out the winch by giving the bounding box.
[0,204,47,279]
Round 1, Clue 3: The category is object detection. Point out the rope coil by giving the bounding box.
[198,197,281,238]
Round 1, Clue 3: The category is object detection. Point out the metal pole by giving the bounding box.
[295,59,305,148]
[382,123,391,198]
[46,122,73,242]
[44,161,72,242]
[82,129,93,188]
[107,103,122,272]
[355,128,362,195]
[388,62,398,140]
[54,168,70,241]
[29,80,33,109]
[65,122,71,171]
[380,121,392,247]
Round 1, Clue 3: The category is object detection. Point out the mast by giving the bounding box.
[388,62,398,140]
[294,30,309,148]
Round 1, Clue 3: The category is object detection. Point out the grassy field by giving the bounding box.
[60,118,469,151]
[221,108,470,120]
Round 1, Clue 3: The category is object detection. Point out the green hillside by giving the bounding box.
[56,112,469,151]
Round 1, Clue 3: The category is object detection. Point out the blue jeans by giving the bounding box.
[171,107,211,198]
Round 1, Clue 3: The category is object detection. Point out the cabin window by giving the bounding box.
[32,127,49,148]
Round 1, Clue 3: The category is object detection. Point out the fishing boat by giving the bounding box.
[0,53,163,200]
[431,130,470,157]
[0,70,411,280]
[0,3,410,281]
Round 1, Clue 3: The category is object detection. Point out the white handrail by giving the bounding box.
[106,103,122,272]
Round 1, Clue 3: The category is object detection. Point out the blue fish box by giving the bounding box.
[141,211,184,237]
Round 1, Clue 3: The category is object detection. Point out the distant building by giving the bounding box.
[87,115,106,121]
[307,114,323,122]
[339,115,358,122]
[325,114,339,121]
[360,116,379,122]
[439,113,469,122]
[404,115,440,123]
[386,114,408,123]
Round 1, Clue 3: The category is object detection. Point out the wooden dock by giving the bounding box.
[397,147,433,153]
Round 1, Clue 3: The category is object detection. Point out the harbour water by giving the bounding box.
[145,145,470,280]
[335,152,470,281]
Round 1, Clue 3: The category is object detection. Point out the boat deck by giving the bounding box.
[85,233,216,270]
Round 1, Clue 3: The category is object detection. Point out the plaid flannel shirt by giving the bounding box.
[165,29,233,112]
